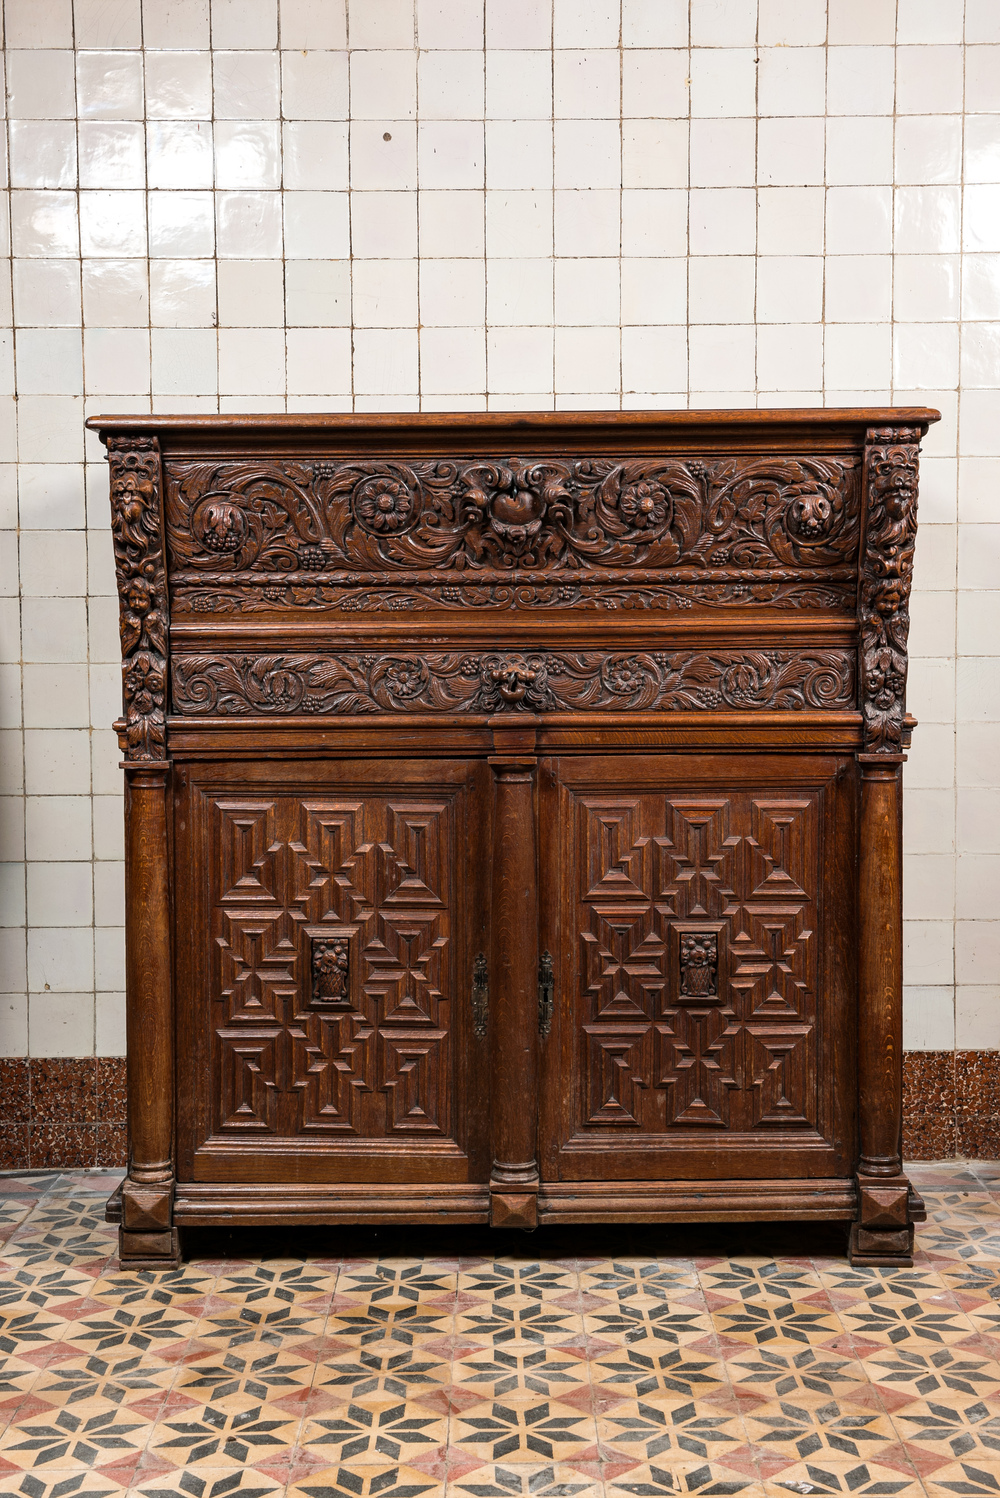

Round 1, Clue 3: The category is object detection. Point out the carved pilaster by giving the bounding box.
[107,435,168,761]
[107,434,178,1266]
[858,427,920,755]
[851,427,922,1267]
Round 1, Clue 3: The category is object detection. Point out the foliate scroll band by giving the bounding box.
[170,647,857,717]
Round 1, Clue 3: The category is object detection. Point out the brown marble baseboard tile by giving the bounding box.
[957,1115,1000,1158]
[29,1058,98,1124]
[96,1122,126,1166]
[903,1050,956,1112]
[97,1058,127,1123]
[28,1123,98,1169]
[0,1059,29,1125]
[0,1125,29,1170]
[904,1112,958,1159]
[956,1050,1000,1113]
[0,1058,127,1170]
[904,1049,1000,1160]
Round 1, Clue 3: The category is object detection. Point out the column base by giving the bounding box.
[490,1184,538,1230]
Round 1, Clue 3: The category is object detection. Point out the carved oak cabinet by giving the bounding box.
[90,408,939,1270]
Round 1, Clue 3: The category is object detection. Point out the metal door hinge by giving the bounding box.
[538,950,554,1036]
[472,953,489,1037]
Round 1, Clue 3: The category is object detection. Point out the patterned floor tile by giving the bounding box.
[759,1454,926,1495]
[146,1393,301,1469]
[299,1395,449,1464]
[723,1345,873,1403]
[456,1343,592,1402]
[2,1173,1000,1498]
[589,1344,729,1402]
[284,1457,447,1498]
[584,1304,715,1351]
[605,1455,765,1494]
[449,1459,606,1496]
[314,1344,453,1402]
[836,1297,978,1349]
[739,1394,898,1465]
[0,1469,132,1498]
[596,1394,748,1466]
[920,1460,1000,1498]
[134,1465,287,1497]
[449,1394,599,1464]
[708,1301,843,1350]
[0,1392,154,1472]
[888,1393,1000,1461]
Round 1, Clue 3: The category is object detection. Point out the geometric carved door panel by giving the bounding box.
[174,759,488,1181]
[541,756,855,1183]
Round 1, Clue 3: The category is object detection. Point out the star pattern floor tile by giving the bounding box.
[2,1165,1000,1496]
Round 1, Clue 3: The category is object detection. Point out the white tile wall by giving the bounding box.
[1,0,997,1057]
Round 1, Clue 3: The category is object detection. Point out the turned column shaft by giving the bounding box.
[857,761,903,1178]
[489,756,539,1190]
[124,764,174,1187]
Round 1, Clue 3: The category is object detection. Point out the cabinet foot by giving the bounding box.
[849,1176,915,1266]
[119,1228,182,1270]
[105,1180,123,1224]
[490,1192,538,1230]
[848,1222,914,1267]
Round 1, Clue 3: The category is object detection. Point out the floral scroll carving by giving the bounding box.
[171,648,856,718]
[164,454,861,613]
[859,428,920,754]
[108,435,168,760]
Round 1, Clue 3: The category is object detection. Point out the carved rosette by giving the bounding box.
[108,435,168,759]
[171,647,856,717]
[859,428,920,754]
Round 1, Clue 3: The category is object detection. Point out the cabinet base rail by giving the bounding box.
[125,1176,882,1227]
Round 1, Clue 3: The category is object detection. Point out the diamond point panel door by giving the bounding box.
[174,757,491,1188]
[539,754,857,1189]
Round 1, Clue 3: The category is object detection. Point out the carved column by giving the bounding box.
[106,435,180,1268]
[851,426,921,1267]
[488,715,540,1229]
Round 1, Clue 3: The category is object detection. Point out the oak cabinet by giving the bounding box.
[91,407,939,1269]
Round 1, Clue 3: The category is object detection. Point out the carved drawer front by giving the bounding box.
[174,760,488,1180]
[163,451,862,615]
[540,757,855,1183]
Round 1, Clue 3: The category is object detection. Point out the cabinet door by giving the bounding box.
[174,758,490,1184]
[538,755,856,1184]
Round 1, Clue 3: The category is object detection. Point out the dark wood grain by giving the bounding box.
[90,407,939,1268]
[488,726,541,1229]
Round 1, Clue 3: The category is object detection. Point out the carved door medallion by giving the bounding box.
[538,754,856,1184]
[174,758,490,1184]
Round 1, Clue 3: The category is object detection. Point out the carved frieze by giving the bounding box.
[108,435,168,760]
[164,454,862,612]
[859,428,920,754]
[171,647,856,717]
[172,578,856,615]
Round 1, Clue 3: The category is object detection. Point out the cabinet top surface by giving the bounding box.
[88,407,941,446]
